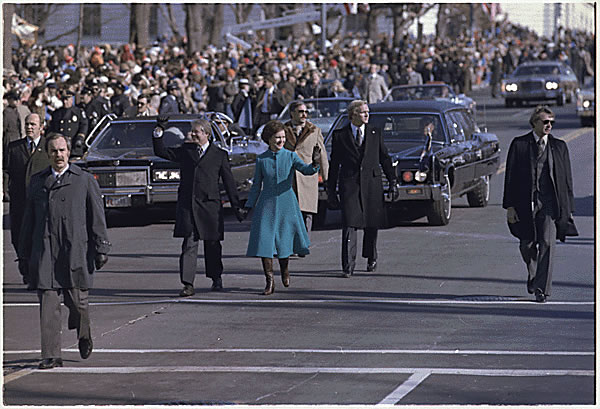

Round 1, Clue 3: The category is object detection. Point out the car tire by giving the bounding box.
[427,174,451,226]
[556,92,566,106]
[504,98,513,108]
[466,175,490,208]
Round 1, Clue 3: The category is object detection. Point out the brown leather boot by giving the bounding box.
[261,257,274,295]
[279,258,290,287]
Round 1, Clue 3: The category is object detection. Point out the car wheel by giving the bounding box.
[313,200,328,228]
[504,98,513,108]
[466,175,490,207]
[556,92,566,106]
[427,174,451,226]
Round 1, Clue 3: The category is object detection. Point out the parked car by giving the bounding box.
[501,61,579,107]
[321,101,501,226]
[384,83,477,116]
[576,77,595,127]
[75,112,268,211]
[256,97,353,140]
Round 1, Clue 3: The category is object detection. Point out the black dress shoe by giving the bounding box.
[179,284,195,297]
[527,279,534,294]
[534,289,546,303]
[38,358,63,369]
[342,271,353,278]
[366,260,377,272]
[211,278,223,291]
[79,338,93,359]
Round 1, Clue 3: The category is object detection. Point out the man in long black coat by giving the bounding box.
[3,113,50,261]
[327,100,398,277]
[153,117,245,296]
[503,105,575,303]
[19,133,110,369]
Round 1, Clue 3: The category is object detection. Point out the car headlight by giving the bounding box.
[152,169,180,182]
[414,171,427,182]
[545,81,559,90]
[505,83,518,92]
[116,171,147,186]
[583,100,591,108]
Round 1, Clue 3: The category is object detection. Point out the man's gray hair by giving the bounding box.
[347,99,368,118]
[191,119,212,136]
[44,133,71,152]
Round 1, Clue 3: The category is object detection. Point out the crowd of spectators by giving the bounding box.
[3,20,595,143]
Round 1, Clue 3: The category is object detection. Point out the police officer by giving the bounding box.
[85,83,111,132]
[110,81,132,117]
[49,90,89,157]
[159,81,185,115]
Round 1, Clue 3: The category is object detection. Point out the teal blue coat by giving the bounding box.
[246,148,317,258]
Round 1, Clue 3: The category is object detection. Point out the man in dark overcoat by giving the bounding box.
[48,90,89,156]
[327,100,398,277]
[3,113,51,262]
[503,105,575,303]
[18,133,110,369]
[153,117,245,296]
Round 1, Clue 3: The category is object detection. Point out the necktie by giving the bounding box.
[30,140,36,154]
[356,128,363,146]
[537,137,545,157]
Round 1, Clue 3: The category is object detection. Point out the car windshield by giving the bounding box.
[389,86,453,101]
[514,65,561,76]
[91,121,192,154]
[280,100,350,121]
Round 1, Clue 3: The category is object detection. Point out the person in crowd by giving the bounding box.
[254,75,285,131]
[490,50,504,99]
[327,100,398,277]
[330,80,350,97]
[242,120,321,295]
[152,116,245,296]
[124,94,157,117]
[85,83,111,131]
[48,89,88,157]
[3,91,22,148]
[159,81,183,115]
[283,101,329,241]
[110,81,132,117]
[405,64,424,86]
[18,133,110,369]
[211,112,245,142]
[231,78,253,134]
[503,106,576,303]
[3,113,51,259]
[206,73,227,114]
[359,64,389,104]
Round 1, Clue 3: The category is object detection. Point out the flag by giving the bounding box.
[344,4,358,14]
[482,3,500,21]
[11,14,38,47]
[238,97,253,133]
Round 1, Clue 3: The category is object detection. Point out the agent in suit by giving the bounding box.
[503,105,575,303]
[3,113,51,263]
[327,100,398,277]
[153,117,245,296]
[283,100,329,239]
[19,133,110,369]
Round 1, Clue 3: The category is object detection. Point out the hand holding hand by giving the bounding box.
[157,115,169,130]
[388,182,400,201]
[235,207,249,222]
[507,207,519,224]
[311,145,321,167]
[95,253,108,270]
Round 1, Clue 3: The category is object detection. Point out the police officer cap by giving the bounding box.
[81,87,93,95]
[167,81,179,91]
[5,91,19,101]
[62,89,75,98]
[239,78,250,85]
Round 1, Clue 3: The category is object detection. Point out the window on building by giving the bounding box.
[83,4,101,36]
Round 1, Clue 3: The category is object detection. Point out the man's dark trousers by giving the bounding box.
[180,236,223,285]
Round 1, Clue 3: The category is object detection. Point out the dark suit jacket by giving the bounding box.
[502,131,575,241]
[153,137,240,241]
[3,136,50,249]
[327,123,395,228]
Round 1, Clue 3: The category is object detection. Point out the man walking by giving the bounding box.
[153,117,245,296]
[284,101,329,238]
[18,133,110,369]
[327,100,398,277]
[503,105,575,303]
[360,64,389,104]
[3,113,51,263]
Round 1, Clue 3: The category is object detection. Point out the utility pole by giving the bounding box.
[321,4,327,55]
[554,3,562,44]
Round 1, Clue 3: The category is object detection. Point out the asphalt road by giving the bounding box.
[3,89,596,407]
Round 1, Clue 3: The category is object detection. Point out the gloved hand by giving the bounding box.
[507,207,519,224]
[18,258,28,284]
[311,145,321,167]
[157,115,169,130]
[327,190,340,210]
[388,182,400,201]
[95,253,108,270]
[235,207,249,222]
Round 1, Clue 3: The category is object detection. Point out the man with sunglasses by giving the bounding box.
[503,105,575,303]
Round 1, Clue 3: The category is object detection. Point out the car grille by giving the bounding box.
[521,81,543,92]
[94,171,147,187]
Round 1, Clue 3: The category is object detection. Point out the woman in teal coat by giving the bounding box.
[243,120,321,295]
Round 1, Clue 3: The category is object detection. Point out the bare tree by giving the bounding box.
[130,3,151,48]
[158,4,183,41]
[15,3,58,39]
[3,3,14,71]
[185,4,224,55]
[76,4,83,59]
[229,3,254,24]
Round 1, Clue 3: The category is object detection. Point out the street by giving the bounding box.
[3,90,595,406]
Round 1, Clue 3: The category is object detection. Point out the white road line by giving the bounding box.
[3,299,594,307]
[378,370,430,405]
[4,348,594,356]
[27,366,595,377]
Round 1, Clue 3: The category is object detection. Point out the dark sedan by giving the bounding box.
[384,83,477,116]
[501,61,579,107]
[576,77,595,127]
[75,112,268,210]
[322,101,501,225]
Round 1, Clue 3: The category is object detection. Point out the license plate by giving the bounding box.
[105,195,132,208]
